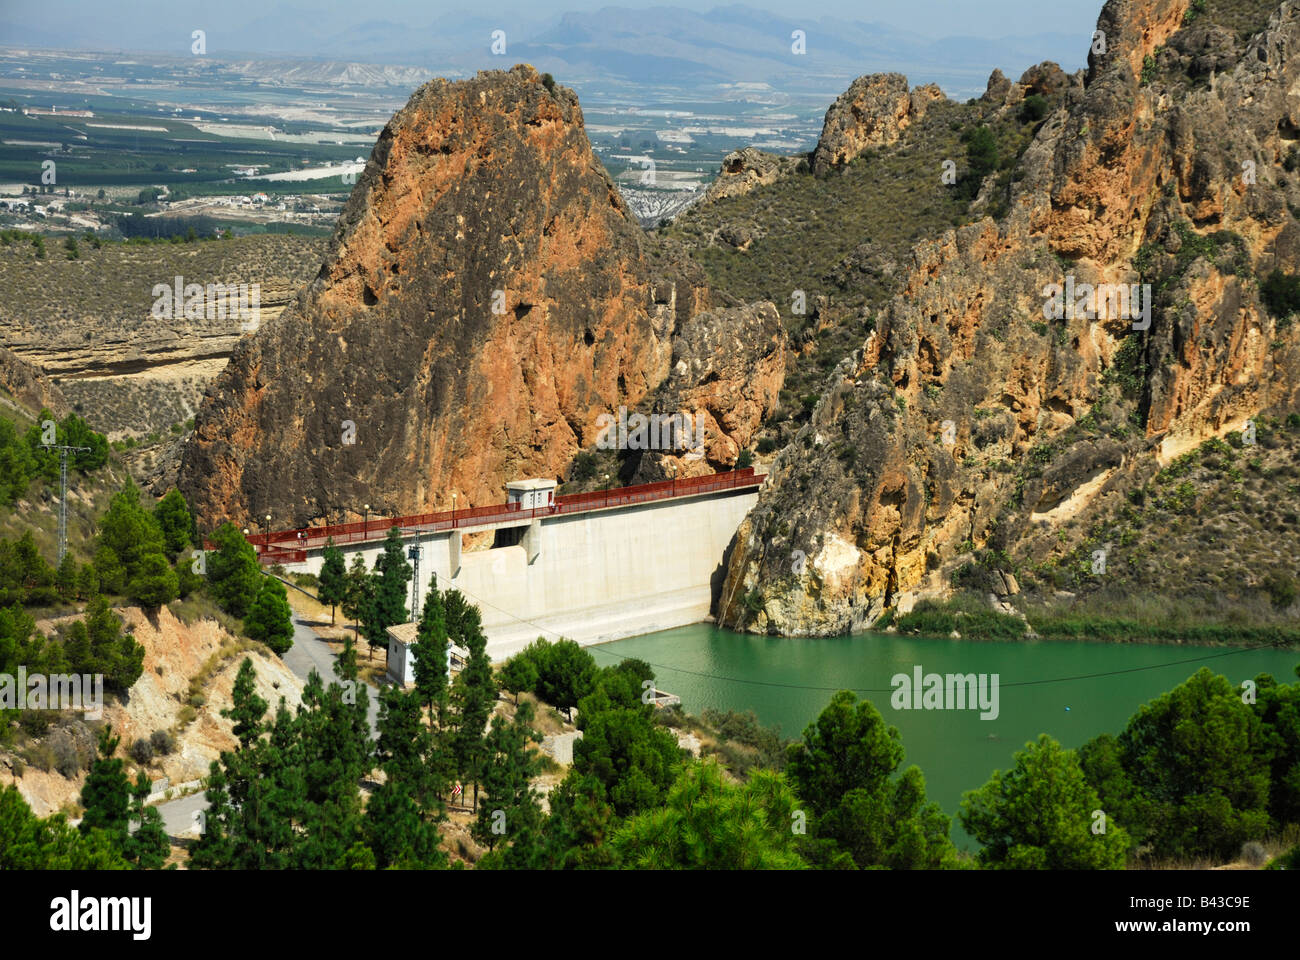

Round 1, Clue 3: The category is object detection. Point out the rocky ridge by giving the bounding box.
[719,0,1300,635]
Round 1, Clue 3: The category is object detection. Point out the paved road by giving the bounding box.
[156,614,381,837]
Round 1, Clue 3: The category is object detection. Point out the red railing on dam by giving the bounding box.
[231,468,762,565]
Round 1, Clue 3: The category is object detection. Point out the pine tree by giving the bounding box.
[362,527,410,662]
[367,685,447,868]
[0,785,130,869]
[55,552,76,600]
[84,596,144,691]
[126,551,179,607]
[125,771,169,869]
[412,579,450,726]
[612,761,808,869]
[960,734,1129,869]
[292,669,367,868]
[80,726,130,837]
[74,562,98,601]
[95,478,166,588]
[198,659,299,869]
[152,488,195,559]
[92,545,126,596]
[442,588,476,647]
[61,619,92,674]
[206,523,262,618]
[190,761,234,869]
[175,546,204,598]
[473,701,544,854]
[499,654,539,706]
[316,538,346,625]
[787,689,956,869]
[340,554,371,649]
[451,612,496,811]
[225,657,267,750]
[244,576,294,655]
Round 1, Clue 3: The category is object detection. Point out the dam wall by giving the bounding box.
[282,486,757,661]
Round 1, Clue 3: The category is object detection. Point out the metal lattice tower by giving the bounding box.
[44,443,91,564]
[408,535,422,622]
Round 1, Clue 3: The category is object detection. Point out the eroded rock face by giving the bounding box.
[0,346,67,416]
[811,74,946,176]
[632,301,787,478]
[703,148,805,203]
[719,0,1300,636]
[180,65,700,527]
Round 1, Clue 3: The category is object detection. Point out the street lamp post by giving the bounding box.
[451,492,457,529]
[603,473,610,508]
[668,463,676,496]
[363,503,370,543]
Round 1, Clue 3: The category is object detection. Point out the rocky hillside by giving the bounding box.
[1,604,301,818]
[658,67,1061,415]
[178,64,782,529]
[0,345,68,418]
[718,0,1300,635]
[0,235,323,438]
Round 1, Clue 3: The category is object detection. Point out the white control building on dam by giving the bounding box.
[248,469,764,663]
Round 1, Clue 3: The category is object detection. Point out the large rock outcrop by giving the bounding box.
[633,301,787,478]
[702,148,805,203]
[179,65,706,527]
[720,0,1300,635]
[811,74,946,176]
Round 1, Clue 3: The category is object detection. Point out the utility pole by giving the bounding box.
[43,441,91,564]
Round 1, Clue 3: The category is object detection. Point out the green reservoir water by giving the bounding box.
[593,624,1300,850]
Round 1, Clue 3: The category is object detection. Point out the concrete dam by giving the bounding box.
[249,470,763,661]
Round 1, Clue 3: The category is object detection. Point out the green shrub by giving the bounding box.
[1019,94,1049,123]
[1260,269,1300,324]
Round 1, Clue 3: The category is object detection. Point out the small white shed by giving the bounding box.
[386,622,468,687]
[506,478,557,511]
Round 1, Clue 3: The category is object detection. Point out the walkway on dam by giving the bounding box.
[241,467,763,564]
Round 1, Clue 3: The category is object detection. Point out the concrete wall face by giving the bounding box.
[387,639,414,686]
[285,488,757,661]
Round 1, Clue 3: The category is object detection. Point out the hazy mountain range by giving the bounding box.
[2,4,1089,98]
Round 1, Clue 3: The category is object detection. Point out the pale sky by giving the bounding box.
[1,0,1107,51]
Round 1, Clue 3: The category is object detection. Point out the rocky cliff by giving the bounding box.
[812,74,946,176]
[179,65,725,528]
[631,300,787,479]
[720,0,1300,635]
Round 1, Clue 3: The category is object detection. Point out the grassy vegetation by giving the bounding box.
[1020,416,1300,616]
[0,232,323,335]
[172,629,262,735]
[895,593,1028,640]
[1201,0,1282,39]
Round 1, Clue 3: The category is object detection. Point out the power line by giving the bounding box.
[443,579,1294,695]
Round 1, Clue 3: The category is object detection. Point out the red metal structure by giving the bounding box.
[227,468,762,565]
